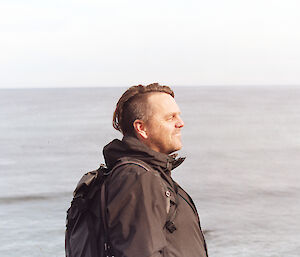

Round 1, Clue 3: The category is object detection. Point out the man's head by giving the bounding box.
[113,83,184,154]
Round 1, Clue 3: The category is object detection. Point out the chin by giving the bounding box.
[168,144,182,154]
[176,139,183,149]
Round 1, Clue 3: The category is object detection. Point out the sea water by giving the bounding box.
[0,86,300,257]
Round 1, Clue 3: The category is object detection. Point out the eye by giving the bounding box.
[167,114,176,121]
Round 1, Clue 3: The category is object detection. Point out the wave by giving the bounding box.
[0,191,72,204]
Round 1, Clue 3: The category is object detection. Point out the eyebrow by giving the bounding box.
[164,111,181,118]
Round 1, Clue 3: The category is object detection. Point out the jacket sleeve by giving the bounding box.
[106,164,168,257]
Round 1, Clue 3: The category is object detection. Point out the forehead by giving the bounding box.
[146,93,180,114]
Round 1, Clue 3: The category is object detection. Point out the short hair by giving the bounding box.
[113,83,174,136]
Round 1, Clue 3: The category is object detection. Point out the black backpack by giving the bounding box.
[65,159,177,257]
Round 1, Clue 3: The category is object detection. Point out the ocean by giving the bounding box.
[0,86,300,257]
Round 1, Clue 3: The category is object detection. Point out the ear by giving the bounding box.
[133,119,148,139]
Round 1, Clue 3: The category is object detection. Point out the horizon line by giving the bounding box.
[1,84,300,90]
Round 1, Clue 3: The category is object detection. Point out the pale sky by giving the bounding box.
[1,0,300,88]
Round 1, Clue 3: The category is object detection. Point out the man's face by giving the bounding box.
[144,93,184,154]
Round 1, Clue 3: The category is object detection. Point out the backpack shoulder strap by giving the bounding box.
[111,157,151,173]
[101,157,178,238]
[100,158,151,256]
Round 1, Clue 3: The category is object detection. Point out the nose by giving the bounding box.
[176,116,184,128]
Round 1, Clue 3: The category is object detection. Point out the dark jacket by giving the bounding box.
[103,136,208,257]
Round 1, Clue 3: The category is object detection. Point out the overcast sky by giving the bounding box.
[1,0,300,88]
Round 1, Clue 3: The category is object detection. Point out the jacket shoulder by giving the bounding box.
[107,159,165,194]
[111,158,159,176]
[111,164,157,185]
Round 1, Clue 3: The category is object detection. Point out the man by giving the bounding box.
[102,83,208,256]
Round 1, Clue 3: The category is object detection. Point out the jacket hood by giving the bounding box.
[103,136,185,173]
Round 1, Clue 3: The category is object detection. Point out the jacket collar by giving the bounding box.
[103,136,185,173]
